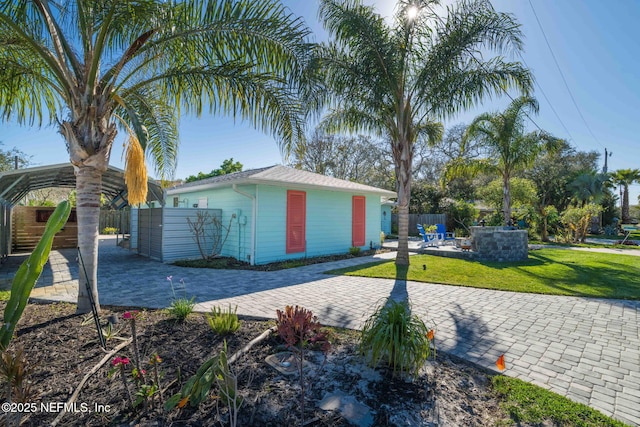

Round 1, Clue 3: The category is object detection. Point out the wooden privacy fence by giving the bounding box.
[99,208,130,234]
[391,213,446,235]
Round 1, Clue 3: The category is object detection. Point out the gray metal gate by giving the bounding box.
[138,208,163,260]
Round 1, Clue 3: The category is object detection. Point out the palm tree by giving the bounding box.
[456,96,561,225]
[317,0,532,265]
[611,168,640,223]
[0,0,313,312]
[568,171,609,207]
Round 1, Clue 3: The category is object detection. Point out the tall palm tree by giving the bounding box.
[317,0,532,265]
[0,0,313,312]
[456,96,561,225]
[611,168,640,223]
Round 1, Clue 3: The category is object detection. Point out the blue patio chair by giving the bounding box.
[417,224,439,247]
[435,223,455,245]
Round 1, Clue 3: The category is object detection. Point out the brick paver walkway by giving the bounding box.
[2,236,639,425]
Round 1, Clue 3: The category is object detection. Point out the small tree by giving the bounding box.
[185,159,244,183]
[186,211,236,260]
[559,204,602,243]
[444,200,478,236]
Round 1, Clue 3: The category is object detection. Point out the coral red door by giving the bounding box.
[352,196,366,247]
[286,190,306,253]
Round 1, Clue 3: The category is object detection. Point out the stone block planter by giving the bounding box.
[470,226,528,262]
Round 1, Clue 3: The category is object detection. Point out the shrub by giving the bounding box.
[169,298,195,321]
[560,204,603,243]
[276,305,330,425]
[348,246,361,256]
[166,276,195,321]
[102,226,118,235]
[359,299,434,377]
[445,199,478,233]
[207,305,241,335]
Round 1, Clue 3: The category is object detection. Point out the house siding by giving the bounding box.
[160,208,222,262]
[130,208,138,250]
[165,186,255,263]
[381,205,392,235]
[254,185,383,265]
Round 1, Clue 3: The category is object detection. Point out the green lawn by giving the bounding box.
[492,376,628,426]
[327,248,640,299]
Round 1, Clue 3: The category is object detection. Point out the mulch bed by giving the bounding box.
[172,249,386,271]
[1,301,512,426]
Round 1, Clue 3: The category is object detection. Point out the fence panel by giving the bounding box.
[391,213,446,235]
[99,208,130,234]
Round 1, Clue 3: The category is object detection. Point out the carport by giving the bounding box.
[0,163,163,258]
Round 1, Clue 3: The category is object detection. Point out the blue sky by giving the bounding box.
[2,0,639,203]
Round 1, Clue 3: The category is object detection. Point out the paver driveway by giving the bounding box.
[4,236,640,426]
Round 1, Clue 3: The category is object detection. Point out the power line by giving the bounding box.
[423,3,546,134]
[527,0,604,148]
[520,57,575,142]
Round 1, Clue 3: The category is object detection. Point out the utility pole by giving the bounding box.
[603,148,612,173]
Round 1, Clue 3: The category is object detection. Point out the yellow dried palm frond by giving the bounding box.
[124,136,148,205]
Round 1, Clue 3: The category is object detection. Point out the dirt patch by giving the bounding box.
[1,301,514,426]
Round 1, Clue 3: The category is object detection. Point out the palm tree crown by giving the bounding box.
[456,96,561,225]
[611,168,640,223]
[0,0,313,311]
[317,0,532,264]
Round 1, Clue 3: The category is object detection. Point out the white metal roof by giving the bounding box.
[167,165,397,197]
[0,163,163,206]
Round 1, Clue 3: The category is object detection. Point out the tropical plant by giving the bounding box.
[0,346,36,427]
[102,227,117,235]
[559,204,603,243]
[276,305,330,426]
[0,0,313,312]
[524,141,599,217]
[109,356,134,408]
[166,276,195,321]
[452,96,561,225]
[568,171,610,207]
[610,168,640,223]
[164,342,240,412]
[214,342,243,427]
[359,299,434,377]
[1,201,71,349]
[207,305,241,335]
[316,0,532,266]
[444,199,478,234]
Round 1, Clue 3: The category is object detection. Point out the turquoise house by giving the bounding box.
[381,201,394,235]
[161,165,396,265]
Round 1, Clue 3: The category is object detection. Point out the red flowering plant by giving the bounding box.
[109,356,133,407]
[275,305,331,425]
[149,353,164,403]
[123,311,144,382]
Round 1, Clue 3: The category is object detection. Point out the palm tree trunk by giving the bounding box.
[503,174,511,226]
[622,185,630,223]
[540,207,549,242]
[75,166,102,314]
[395,140,412,266]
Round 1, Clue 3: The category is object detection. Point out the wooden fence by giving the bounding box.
[391,213,446,235]
[99,208,130,234]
